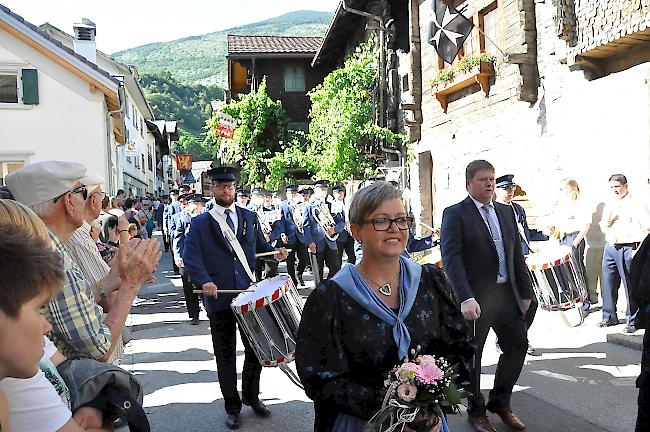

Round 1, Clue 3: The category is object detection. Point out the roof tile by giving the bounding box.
[227,34,322,55]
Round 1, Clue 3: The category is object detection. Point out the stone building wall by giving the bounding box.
[410,0,650,293]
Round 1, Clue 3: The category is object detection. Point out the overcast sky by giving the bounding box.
[2,0,339,54]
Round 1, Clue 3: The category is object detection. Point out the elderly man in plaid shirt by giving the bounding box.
[6,161,161,362]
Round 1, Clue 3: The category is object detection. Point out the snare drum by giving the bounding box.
[526,246,587,311]
[231,275,303,367]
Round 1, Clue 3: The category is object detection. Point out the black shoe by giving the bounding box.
[225,413,240,429]
[527,344,541,356]
[597,320,618,328]
[190,317,199,326]
[242,398,271,417]
[623,324,637,334]
[297,275,305,286]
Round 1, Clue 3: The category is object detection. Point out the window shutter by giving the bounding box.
[21,69,39,104]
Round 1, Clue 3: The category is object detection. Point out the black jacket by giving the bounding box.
[631,233,650,329]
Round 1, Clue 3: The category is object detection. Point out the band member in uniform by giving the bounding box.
[295,187,314,285]
[279,185,300,286]
[303,180,345,281]
[236,190,250,208]
[183,166,288,429]
[332,185,356,266]
[163,189,181,273]
[253,189,282,280]
[495,174,547,356]
[172,194,205,325]
[441,160,533,432]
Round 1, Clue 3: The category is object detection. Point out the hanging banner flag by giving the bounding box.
[215,112,237,139]
[428,0,474,65]
[125,142,138,157]
[176,154,192,171]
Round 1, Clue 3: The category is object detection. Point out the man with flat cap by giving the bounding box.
[303,180,345,281]
[164,188,182,273]
[279,184,301,286]
[495,174,548,356]
[236,190,250,208]
[173,194,204,325]
[6,161,160,362]
[295,186,314,284]
[182,166,288,429]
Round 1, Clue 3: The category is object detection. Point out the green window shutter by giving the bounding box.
[21,69,39,104]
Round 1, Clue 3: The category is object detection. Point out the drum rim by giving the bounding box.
[231,275,294,313]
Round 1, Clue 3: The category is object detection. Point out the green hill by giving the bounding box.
[112,10,332,86]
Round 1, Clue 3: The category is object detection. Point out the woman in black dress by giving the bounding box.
[296,181,473,432]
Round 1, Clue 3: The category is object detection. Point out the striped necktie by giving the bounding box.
[482,204,507,282]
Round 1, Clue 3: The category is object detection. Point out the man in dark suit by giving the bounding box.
[182,166,287,429]
[441,160,533,432]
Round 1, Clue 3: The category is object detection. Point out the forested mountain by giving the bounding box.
[120,10,331,160]
[113,10,331,86]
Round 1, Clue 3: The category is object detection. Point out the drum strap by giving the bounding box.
[208,208,257,284]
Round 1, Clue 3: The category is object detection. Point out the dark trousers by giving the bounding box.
[636,331,650,431]
[208,308,262,415]
[296,242,310,277]
[337,235,356,265]
[163,231,171,251]
[602,243,637,324]
[255,257,278,281]
[281,241,298,286]
[317,247,341,280]
[468,283,528,416]
[179,267,200,319]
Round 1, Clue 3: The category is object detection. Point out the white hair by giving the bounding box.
[30,200,57,220]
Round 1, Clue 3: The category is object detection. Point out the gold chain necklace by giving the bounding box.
[357,267,400,296]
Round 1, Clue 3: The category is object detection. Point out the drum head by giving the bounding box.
[232,275,289,308]
[526,245,572,270]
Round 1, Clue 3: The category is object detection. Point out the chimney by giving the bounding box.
[73,18,97,64]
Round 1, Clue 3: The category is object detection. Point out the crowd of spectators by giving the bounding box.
[0,160,162,431]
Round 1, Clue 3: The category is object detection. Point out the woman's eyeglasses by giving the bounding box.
[363,216,413,231]
[53,185,88,203]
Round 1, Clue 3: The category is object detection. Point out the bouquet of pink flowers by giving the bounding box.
[365,346,469,432]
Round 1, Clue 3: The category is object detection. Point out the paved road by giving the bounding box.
[120,235,643,431]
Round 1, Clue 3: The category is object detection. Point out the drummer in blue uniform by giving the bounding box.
[182,166,288,429]
[253,189,282,280]
[495,173,548,356]
[279,184,300,286]
[303,180,345,280]
[172,194,205,325]
[163,189,182,273]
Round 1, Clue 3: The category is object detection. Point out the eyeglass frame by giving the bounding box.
[53,185,88,203]
[213,182,236,190]
[362,216,413,231]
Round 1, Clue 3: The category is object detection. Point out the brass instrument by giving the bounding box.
[311,201,339,242]
[253,204,272,236]
[292,201,305,234]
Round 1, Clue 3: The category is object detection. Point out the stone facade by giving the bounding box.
[410,0,650,294]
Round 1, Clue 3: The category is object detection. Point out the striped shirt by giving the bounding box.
[65,221,111,286]
[46,231,112,360]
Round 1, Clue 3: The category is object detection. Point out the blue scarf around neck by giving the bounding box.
[331,255,422,360]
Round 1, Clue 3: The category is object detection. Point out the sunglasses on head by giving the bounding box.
[53,185,88,203]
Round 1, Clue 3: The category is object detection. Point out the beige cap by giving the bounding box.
[6,160,104,207]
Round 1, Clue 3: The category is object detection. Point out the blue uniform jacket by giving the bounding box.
[509,202,548,255]
[280,200,298,245]
[155,204,165,227]
[302,199,345,252]
[406,233,437,253]
[182,207,275,313]
[172,210,192,262]
[163,201,181,232]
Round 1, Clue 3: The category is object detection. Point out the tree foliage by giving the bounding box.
[206,78,289,187]
[307,36,403,184]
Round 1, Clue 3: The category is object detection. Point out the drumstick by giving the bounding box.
[420,222,436,232]
[255,249,292,258]
[192,289,255,294]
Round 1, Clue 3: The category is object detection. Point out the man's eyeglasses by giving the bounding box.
[53,185,88,203]
[214,183,236,190]
[363,216,413,231]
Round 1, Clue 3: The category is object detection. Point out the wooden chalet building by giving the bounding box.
[226,34,329,129]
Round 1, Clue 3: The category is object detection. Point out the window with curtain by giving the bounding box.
[284,66,305,92]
